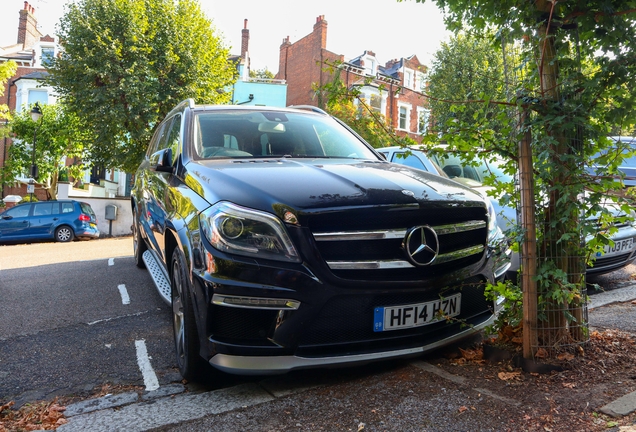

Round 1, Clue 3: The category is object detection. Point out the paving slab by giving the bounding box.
[600,390,636,417]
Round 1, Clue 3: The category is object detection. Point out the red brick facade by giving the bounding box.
[275,16,429,140]
[275,16,344,107]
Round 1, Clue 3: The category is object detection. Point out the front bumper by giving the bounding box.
[587,225,636,275]
[209,313,494,374]
[192,251,497,375]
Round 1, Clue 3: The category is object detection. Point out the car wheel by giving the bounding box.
[133,210,147,269]
[55,226,74,242]
[171,248,207,381]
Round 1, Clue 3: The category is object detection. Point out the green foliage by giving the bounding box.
[249,68,275,80]
[0,61,18,135]
[317,61,416,149]
[48,0,237,172]
[426,32,511,134]
[20,195,39,203]
[2,103,89,199]
[485,279,522,334]
[408,0,636,345]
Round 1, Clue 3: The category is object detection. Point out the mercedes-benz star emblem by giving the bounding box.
[404,226,439,266]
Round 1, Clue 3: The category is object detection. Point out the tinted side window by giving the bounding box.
[165,114,182,157]
[33,203,56,216]
[391,152,428,172]
[147,118,172,157]
[79,203,95,217]
[61,202,74,213]
[5,205,32,218]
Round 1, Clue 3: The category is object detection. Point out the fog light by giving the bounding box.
[212,294,300,310]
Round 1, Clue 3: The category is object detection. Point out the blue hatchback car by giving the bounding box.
[0,199,99,243]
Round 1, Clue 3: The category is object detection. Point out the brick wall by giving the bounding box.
[275,16,343,108]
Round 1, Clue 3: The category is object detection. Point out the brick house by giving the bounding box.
[1,2,133,201]
[275,16,344,108]
[0,1,59,200]
[275,15,430,140]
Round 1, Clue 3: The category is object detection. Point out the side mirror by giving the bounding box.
[151,148,175,173]
[1,215,12,220]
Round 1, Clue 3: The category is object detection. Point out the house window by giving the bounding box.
[418,108,430,134]
[28,90,48,106]
[370,94,382,113]
[364,58,376,76]
[398,106,409,130]
[404,70,413,89]
[417,72,426,91]
[41,47,54,67]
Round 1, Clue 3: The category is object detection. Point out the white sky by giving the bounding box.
[0,0,451,71]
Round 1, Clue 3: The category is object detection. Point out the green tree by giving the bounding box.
[0,61,18,134]
[249,68,275,80]
[48,0,237,172]
[409,0,636,353]
[2,103,89,200]
[426,32,509,134]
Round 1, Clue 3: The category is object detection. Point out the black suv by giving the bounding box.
[131,100,509,380]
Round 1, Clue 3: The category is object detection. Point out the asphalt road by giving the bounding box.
[1,237,635,421]
[0,237,248,408]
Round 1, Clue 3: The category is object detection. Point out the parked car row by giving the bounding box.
[379,145,636,277]
[0,200,99,244]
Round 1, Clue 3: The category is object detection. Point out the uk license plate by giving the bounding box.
[597,238,634,258]
[373,294,461,332]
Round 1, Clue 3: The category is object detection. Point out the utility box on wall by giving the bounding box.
[105,204,118,221]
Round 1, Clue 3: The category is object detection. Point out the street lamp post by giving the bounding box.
[29,103,42,201]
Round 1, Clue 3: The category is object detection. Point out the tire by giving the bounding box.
[132,210,147,269]
[55,226,74,242]
[171,248,207,381]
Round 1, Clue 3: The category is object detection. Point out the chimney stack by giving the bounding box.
[241,19,250,61]
[17,1,41,49]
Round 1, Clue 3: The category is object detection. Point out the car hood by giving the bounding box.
[185,158,486,216]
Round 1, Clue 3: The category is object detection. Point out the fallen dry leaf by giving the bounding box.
[498,371,522,381]
[557,352,575,361]
[459,346,483,361]
[535,348,549,358]
[458,406,468,413]
[0,399,66,431]
[562,382,576,388]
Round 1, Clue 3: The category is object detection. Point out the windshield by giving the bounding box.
[432,152,514,183]
[193,110,379,160]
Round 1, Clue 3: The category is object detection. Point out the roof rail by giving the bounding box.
[288,105,328,115]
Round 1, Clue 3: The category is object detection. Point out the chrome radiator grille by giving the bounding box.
[306,205,488,279]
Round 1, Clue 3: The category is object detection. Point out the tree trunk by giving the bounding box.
[535,0,585,346]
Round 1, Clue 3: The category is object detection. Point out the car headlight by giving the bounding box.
[200,202,301,263]
[485,198,501,242]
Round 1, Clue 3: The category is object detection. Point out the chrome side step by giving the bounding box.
[142,250,171,305]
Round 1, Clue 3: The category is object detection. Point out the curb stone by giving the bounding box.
[57,383,274,432]
[63,384,186,417]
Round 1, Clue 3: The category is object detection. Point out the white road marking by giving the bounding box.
[135,339,160,392]
[117,284,130,305]
[108,258,114,266]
